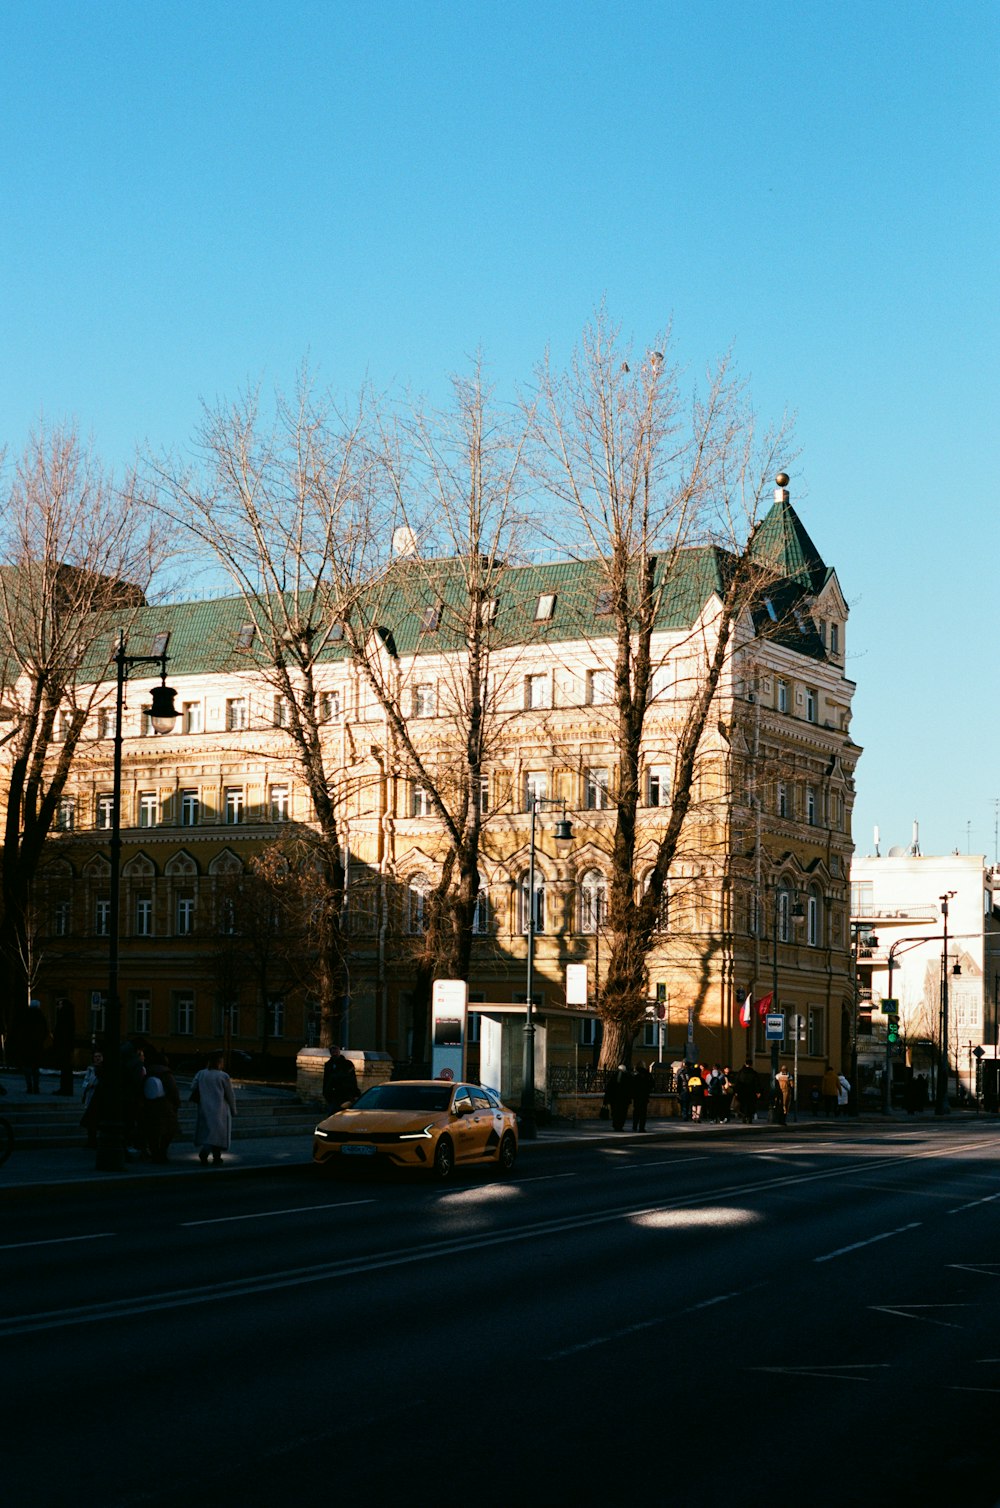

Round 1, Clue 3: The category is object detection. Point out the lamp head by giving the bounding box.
[147,682,178,733]
[554,815,574,843]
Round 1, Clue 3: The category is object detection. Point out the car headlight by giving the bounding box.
[399,1123,434,1140]
[314,1126,332,1139]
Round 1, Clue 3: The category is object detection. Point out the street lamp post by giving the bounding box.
[850,920,879,1116]
[936,891,958,1116]
[95,635,177,1172]
[521,793,572,1140]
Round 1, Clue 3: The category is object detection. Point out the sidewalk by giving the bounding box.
[1,1070,991,1200]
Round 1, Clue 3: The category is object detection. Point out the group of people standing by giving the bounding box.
[601,1060,654,1131]
[675,1061,764,1124]
[79,1040,236,1164]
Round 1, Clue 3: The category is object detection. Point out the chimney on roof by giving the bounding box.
[775,471,790,504]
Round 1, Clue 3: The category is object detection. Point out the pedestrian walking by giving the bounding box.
[632,1060,652,1131]
[190,1051,237,1164]
[837,1070,851,1115]
[143,1051,180,1163]
[323,1044,359,1111]
[735,1059,758,1124]
[776,1065,793,1116]
[705,1064,725,1123]
[821,1063,839,1116]
[604,1063,633,1131]
[80,1049,105,1148]
[687,1064,706,1122]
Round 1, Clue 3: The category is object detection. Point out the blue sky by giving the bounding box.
[1,1,997,858]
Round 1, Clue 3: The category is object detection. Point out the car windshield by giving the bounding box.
[352,1084,453,1113]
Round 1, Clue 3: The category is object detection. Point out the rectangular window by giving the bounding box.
[478,598,498,626]
[180,789,200,827]
[586,668,612,706]
[808,1006,825,1057]
[183,701,203,734]
[411,784,431,818]
[135,895,153,936]
[534,592,556,621]
[97,792,114,829]
[273,695,290,728]
[807,894,819,947]
[56,796,75,832]
[776,782,787,819]
[226,697,248,731]
[269,997,285,1039]
[579,1017,598,1047]
[54,711,71,742]
[830,623,840,655]
[90,992,106,1034]
[138,791,157,828]
[174,992,195,1035]
[594,588,613,616]
[95,898,110,937]
[98,708,118,739]
[176,895,195,936]
[131,991,151,1034]
[420,602,441,632]
[524,771,548,809]
[777,678,788,713]
[806,687,817,723]
[647,765,670,807]
[53,900,70,936]
[477,774,490,815]
[413,682,436,718]
[585,767,610,810]
[319,690,340,723]
[235,623,256,651]
[806,786,817,825]
[525,673,549,710]
[225,788,244,825]
[650,664,673,700]
[270,784,289,822]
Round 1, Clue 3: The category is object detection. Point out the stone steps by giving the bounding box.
[0,1085,321,1150]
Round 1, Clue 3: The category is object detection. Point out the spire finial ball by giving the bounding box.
[775,472,789,488]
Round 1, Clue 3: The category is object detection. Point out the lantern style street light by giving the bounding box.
[521,793,573,1140]
[95,635,178,1171]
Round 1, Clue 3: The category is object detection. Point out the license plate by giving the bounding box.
[341,1144,376,1157]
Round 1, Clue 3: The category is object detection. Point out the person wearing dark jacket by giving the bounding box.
[631,1060,652,1131]
[323,1046,359,1110]
[735,1060,758,1124]
[604,1063,633,1131]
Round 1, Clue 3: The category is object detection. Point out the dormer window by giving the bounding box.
[763,597,778,622]
[595,588,613,616]
[235,623,256,652]
[534,592,556,622]
[150,631,170,656]
[420,602,442,632]
[324,621,345,645]
[478,598,498,626]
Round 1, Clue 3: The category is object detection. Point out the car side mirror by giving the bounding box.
[454,1100,473,1117]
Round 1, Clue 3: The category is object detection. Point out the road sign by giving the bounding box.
[765,1013,785,1041]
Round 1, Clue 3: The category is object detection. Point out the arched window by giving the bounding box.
[579,870,607,933]
[777,885,792,943]
[407,874,430,934]
[642,871,669,932]
[471,888,490,935]
[519,871,545,934]
[807,889,821,947]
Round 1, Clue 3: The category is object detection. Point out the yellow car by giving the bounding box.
[313,1079,518,1180]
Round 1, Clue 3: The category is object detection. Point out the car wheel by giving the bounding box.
[497,1131,517,1176]
[432,1135,455,1181]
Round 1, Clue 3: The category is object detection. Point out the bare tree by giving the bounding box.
[529,313,794,1068]
[0,424,162,1036]
[150,375,381,1046]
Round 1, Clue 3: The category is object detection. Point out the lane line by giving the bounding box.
[0,1233,116,1252]
[815,1221,921,1263]
[182,1199,374,1227]
[948,1191,1000,1215]
[1,1138,990,1335]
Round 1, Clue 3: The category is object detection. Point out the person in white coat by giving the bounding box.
[190,1052,237,1165]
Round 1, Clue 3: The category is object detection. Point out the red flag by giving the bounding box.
[739,994,751,1028]
[755,991,774,1019]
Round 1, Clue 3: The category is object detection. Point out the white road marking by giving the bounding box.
[870,1305,967,1328]
[182,1200,374,1227]
[750,1363,889,1382]
[815,1221,921,1262]
[948,1191,1000,1214]
[511,1173,577,1183]
[0,1233,116,1252]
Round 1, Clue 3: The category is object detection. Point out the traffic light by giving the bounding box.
[886,1014,900,1045]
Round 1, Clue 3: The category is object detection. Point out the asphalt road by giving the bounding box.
[3,1122,1000,1508]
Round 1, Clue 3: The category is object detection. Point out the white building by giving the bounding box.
[850,838,1000,1106]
